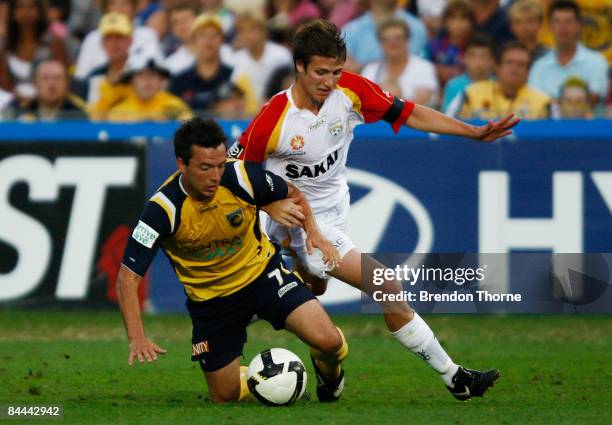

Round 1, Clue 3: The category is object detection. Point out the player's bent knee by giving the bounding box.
[316,327,343,355]
[210,385,241,404]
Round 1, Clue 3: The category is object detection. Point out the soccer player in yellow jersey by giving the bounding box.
[117,118,347,403]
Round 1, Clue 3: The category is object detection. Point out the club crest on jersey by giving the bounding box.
[226,208,244,227]
[328,118,344,136]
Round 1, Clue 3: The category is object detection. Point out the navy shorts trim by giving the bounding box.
[187,252,316,372]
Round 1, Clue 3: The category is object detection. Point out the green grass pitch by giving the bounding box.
[0,311,610,424]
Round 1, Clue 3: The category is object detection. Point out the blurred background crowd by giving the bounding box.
[0,0,609,122]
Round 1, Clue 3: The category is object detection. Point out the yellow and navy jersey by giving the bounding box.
[122,160,288,301]
[449,80,551,120]
[106,91,193,122]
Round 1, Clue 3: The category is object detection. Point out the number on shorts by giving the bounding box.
[268,268,283,286]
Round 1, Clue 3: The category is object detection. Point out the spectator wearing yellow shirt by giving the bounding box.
[107,55,193,122]
[85,13,134,120]
[447,41,552,120]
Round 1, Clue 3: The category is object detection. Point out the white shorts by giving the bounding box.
[265,194,354,279]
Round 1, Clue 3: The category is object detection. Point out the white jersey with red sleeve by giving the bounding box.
[231,71,415,213]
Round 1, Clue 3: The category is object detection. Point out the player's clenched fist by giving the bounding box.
[128,337,167,366]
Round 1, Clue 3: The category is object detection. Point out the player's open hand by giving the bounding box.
[473,113,520,142]
[128,337,167,366]
[261,198,305,227]
[306,230,342,269]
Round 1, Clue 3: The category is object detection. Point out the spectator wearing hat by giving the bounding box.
[447,41,551,120]
[85,12,134,120]
[556,76,594,119]
[200,0,236,36]
[210,82,247,119]
[74,0,163,80]
[106,55,192,121]
[4,58,86,120]
[230,12,292,112]
[164,2,235,76]
[528,0,608,105]
[169,13,234,114]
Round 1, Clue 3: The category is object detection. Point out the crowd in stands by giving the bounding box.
[0,0,609,122]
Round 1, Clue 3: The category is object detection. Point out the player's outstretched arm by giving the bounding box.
[116,265,167,366]
[405,104,520,142]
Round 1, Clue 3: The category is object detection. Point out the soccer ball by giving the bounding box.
[247,348,307,406]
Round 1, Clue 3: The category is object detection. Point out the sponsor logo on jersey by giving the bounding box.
[226,208,244,227]
[328,118,344,136]
[308,115,327,132]
[132,220,159,248]
[285,149,340,179]
[181,236,244,261]
[290,135,305,153]
[227,141,245,159]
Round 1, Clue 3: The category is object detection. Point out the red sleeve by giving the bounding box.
[237,93,290,163]
[337,71,415,133]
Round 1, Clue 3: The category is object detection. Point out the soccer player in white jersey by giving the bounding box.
[230,19,520,402]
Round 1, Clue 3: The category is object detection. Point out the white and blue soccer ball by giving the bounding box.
[247,348,307,406]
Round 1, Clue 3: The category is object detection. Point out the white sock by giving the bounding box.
[391,312,460,387]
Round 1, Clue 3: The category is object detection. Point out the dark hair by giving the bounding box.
[465,32,495,55]
[548,0,581,20]
[292,19,346,69]
[495,41,530,64]
[442,0,476,25]
[101,0,138,13]
[168,0,199,16]
[6,0,49,53]
[173,118,227,164]
[377,17,411,40]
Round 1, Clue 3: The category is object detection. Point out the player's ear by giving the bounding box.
[295,60,305,74]
[176,157,186,173]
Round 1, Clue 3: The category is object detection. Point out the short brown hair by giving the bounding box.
[508,0,543,22]
[377,17,410,40]
[548,0,581,20]
[496,41,530,65]
[168,0,199,17]
[235,11,267,32]
[442,0,476,25]
[101,0,138,13]
[292,19,346,68]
